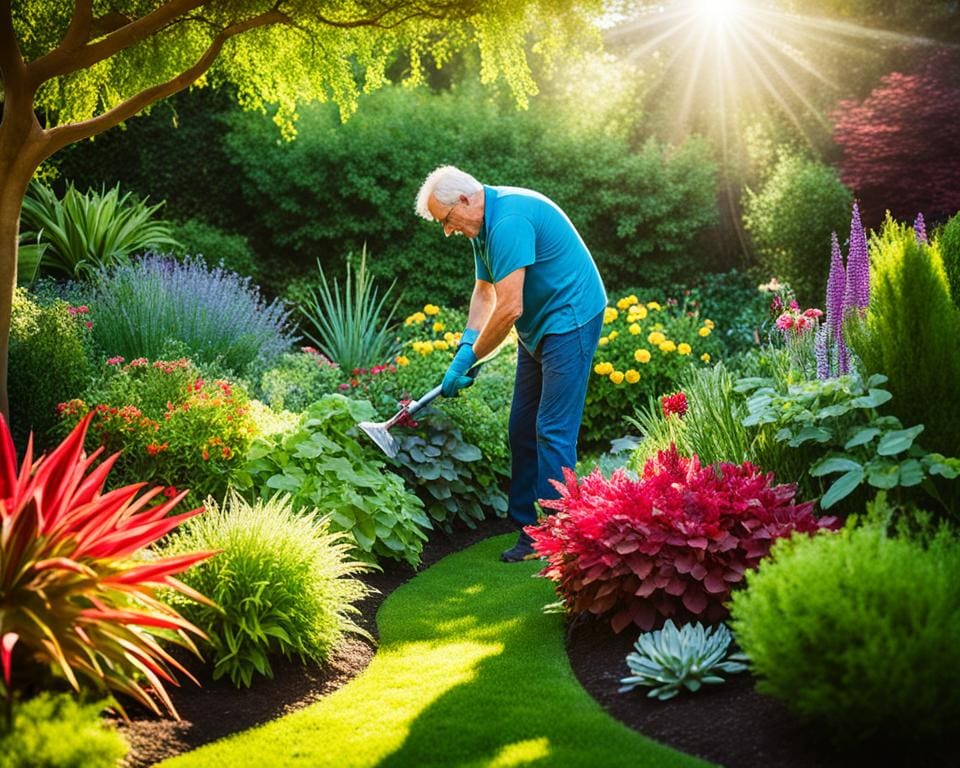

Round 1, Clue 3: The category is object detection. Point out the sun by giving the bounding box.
[694,0,743,26]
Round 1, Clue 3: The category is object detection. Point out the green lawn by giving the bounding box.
[158,535,714,768]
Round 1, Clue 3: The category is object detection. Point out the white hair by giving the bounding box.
[415,165,482,221]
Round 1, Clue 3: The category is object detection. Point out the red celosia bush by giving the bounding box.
[527,446,838,632]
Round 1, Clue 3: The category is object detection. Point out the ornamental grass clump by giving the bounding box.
[619,619,747,700]
[86,254,295,378]
[528,445,838,633]
[0,412,214,722]
[158,492,372,688]
[729,501,960,749]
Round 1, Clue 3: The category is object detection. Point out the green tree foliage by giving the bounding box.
[936,211,960,306]
[0,1,605,420]
[223,85,719,309]
[742,150,852,305]
[847,217,960,457]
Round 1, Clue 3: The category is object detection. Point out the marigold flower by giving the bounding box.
[433,321,445,332]
[598,337,609,347]
[424,304,441,316]
[677,343,692,355]
[594,362,614,376]
[629,323,641,335]
[608,330,619,340]
[627,294,638,305]
[634,348,651,364]
[647,331,666,345]
[630,305,648,321]
[433,340,449,350]
[704,319,715,329]
[609,371,625,384]
[603,307,618,324]
[625,369,640,384]
[646,301,662,311]
[698,326,712,337]
[701,353,711,363]
[659,340,676,353]
[443,331,456,343]
[202,449,210,461]
[616,297,631,310]
[396,355,410,366]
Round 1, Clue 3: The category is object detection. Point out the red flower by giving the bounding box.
[163,486,178,498]
[660,392,688,418]
[106,356,124,366]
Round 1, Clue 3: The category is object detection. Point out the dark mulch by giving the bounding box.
[118,519,950,767]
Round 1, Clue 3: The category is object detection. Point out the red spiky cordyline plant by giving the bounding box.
[0,411,216,725]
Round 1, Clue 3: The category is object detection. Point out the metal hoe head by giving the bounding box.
[357,418,400,459]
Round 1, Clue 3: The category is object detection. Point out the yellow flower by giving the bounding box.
[646,301,662,311]
[616,297,631,310]
[598,336,610,346]
[659,340,677,353]
[609,371,625,384]
[405,311,426,326]
[647,331,666,345]
[701,353,711,363]
[433,321,445,333]
[413,341,434,355]
[627,294,639,305]
[444,331,456,343]
[628,323,641,335]
[677,343,692,355]
[699,326,712,337]
[433,340,450,351]
[625,369,640,384]
[704,318,715,329]
[594,362,614,376]
[608,330,619,340]
[634,348,652,364]
[629,305,648,321]
[424,304,440,316]
[396,355,410,366]
[603,307,619,324]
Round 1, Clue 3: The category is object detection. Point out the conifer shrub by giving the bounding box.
[729,506,960,749]
[847,217,960,456]
[936,210,960,305]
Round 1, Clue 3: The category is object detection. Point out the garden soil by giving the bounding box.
[117,518,946,768]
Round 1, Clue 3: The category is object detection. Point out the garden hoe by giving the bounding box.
[358,337,509,459]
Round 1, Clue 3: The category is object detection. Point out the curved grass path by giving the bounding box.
[158,535,715,768]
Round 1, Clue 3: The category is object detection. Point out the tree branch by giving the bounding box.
[58,0,95,51]
[0,0,26,86]
[41,8,288,158]
[27,0,208,86]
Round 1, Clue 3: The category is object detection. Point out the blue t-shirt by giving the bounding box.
[473,186,607,352]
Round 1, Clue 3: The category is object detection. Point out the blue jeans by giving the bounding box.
[507,311,603,528]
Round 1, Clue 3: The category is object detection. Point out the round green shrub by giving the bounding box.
[257,349,343,412]
[729,518,960,748]
[158,492,372,689]
[935,210,960,306]
[742,151,852,306]
[8,288,93,452]
[0,693,128,768]
[172,217,261,280]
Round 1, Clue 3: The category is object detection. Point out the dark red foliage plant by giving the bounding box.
[527,446,838,633]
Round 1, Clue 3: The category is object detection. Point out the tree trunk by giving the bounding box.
[0,91,45,426]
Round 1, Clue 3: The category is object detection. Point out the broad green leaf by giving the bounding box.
[844,427,881,450]
[810,456,862,477]
[866,461,900,489]
[898,459,925,486]
[819,467,864,509]
[876,425,924,456]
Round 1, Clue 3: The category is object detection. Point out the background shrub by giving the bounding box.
[83,254,296,379]
[172,217,261,280]
[257,348,343,413]
[0,693,128,768]
[729,508,960,750]
[8,289,93,452]
[158,493,372,688]
[742,151,852,306]
[239,395,430,567]
[848,218,960,456]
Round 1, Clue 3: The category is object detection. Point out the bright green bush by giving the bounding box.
[257,348,343,412]
[57,357,255,502]
[8,289,93,452]
[238,395,430,567]
[582,294,723,447]
[158,493,372,688]
[742,151,852,306]
[0,693,128,768]
[936,210,960,305]
[729,510,960,748]
[848,217,960,456]
[172,217,260,280]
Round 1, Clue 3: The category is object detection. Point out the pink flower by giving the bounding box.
[803,308,824,318]
[106,356,125,366]
[775,314,795,330]
[84,321,93,330]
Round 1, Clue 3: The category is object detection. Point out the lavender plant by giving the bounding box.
[914,212,928,245]
[844,202,870,314]
[86,254,296,377]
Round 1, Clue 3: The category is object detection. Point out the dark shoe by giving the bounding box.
[500,532,537,563]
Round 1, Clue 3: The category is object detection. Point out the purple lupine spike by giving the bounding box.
[814,325,830,379]
[826,231,846,338]
[843,203,870,313]
[837,335,850,375]
[914,212,928,244]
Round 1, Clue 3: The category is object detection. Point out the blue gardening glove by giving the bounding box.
[442,343,477,398]
[458,327,480,348]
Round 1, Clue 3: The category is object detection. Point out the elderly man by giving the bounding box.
[415,166,606,562]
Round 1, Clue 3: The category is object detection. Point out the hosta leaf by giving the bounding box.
[844,427,881,450]
[810,456,862,477]
[876,425,924,456]
[819,467,864,509]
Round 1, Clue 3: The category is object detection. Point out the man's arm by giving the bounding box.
[473,268,524,360]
